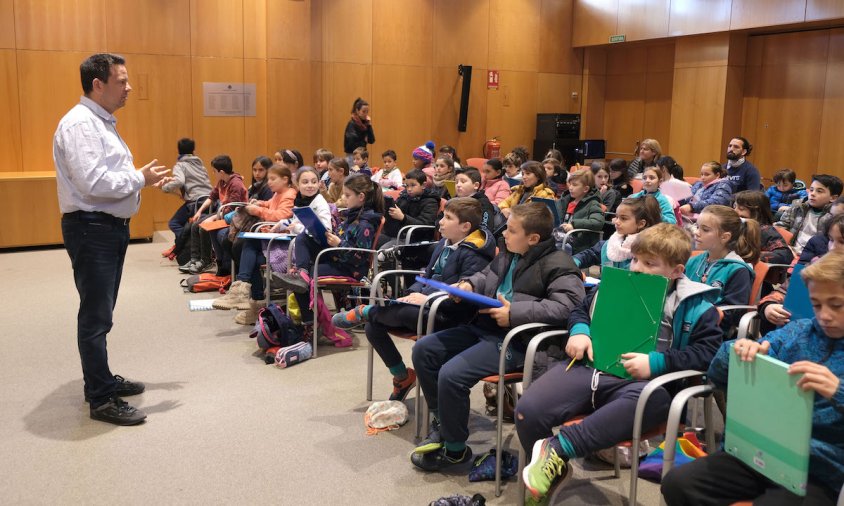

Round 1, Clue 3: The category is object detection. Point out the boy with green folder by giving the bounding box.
[518,223,723,500]
[663,249,844,506]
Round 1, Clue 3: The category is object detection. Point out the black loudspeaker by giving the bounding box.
[457,65,472,132]
[581,139,606,159]
[536,114,580,140]
[533,139,582,167]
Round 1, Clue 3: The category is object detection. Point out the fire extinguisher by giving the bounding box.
[483,137,501,159]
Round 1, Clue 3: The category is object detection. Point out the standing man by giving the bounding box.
[725,137,762,193]
[54,53,170,426]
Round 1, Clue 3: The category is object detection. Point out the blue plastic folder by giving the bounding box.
[292,206,328,246]
[588,267,669,379]
[531,197,561,228]
[725,346,813,496]
[782,263,813,321]
[413,276,503,308]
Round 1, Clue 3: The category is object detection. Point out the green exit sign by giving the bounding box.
[609,34,626,43]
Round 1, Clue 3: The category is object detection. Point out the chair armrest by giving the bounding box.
[417,291,448,336]
[250,221,276,231]
[398,225,436,245]
[313,246,380,293]
[368,269,425,303]
[737,311,760,341]
[717,304,757,313]
[522,330,569,389]
[661,383,715,478]
[561,229,603,250]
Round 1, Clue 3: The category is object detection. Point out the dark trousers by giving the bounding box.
[189,215,214,263]
[514,364,671,455]
[366,302,466,369]
[168,202,192,239]
[209,228,230,271]
[61,213,130,406]
[237,238,266,300]
[411,324,524,445]
[661,451,836,506]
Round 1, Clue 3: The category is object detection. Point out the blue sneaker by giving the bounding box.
[331,304,369,329]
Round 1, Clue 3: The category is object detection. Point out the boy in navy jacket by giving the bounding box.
[409,202,585,472]
[663,249,844,505]
[518,223,723,500]
[333,198,495,401]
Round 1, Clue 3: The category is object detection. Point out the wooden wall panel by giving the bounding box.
[537,73,582,114]
[433,0,489,69]
[267,0,311,60]
[807,0,844,21]
[243,58,268,166]
[539,0,583,74]
[106,0,190,56]
[606,45,647,75]
[431,65,488,159]
[489,0,540,72]
[486,71,538,155]
[816,29,844,174]
[603,73,645,155]
[372,0,433,67]
[191,0,244,58]
[572,0,618,47]
[17,51,87,173]
[190,57,248,173]
[320,62,371,156]
[642,71,673,154]
[244,0,268,59]
[674,33,730,68]
[762,30,829,66]
[730,0,807,30]
[753,61,827,182]
[669,0,732,36]
[670,66,728,170]
[0,0,15,49]
[15,0,106,52]
[267,59,320,159]
[371,65,432,167]
[617,0,669,42]
[321,0,372,64]
[0,50,21,172]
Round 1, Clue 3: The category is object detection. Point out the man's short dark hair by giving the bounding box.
[177,138,195,156]
[735,136,753,156]
[211,155,233,174]
[404,169,427,185]
[812,174,843,197]
[80,53,125,95]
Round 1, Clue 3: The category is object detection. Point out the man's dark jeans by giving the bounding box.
[62,212,130,407]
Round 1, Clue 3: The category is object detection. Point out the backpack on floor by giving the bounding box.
[180,273,231,293]
[249,303,302,350]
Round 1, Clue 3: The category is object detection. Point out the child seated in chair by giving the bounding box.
[662,249,844,506]
[332,198,495,401]
[554,168,605,255]
[379,169,440,248]
[517,223,723,500]
[409,202,585,472]
[274,174,384,346]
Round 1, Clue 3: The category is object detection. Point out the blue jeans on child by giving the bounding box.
[412,321,525,445]
[514,363,671,455]
[237,239,266,300]
[61,212,131,407]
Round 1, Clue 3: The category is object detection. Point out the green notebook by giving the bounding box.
[725,346,813,496]
[589,267,669,379]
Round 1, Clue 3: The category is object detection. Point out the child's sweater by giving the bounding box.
[372,167,403,190]
[327,206,383,279]
[631,188,677,224]
[686,178,734,213]
[686,250,754,331]
[252,187,297,222]
[708,321,844,493]
[480,178,512,205]
[766,181,807,212]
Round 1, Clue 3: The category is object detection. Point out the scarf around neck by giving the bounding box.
[606,231,638,263]
[351,114,368,132]
[294,192,317,208]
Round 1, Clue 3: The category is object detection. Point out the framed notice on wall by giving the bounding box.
[203,82,257,117]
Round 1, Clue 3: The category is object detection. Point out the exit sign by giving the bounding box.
[609,34,626,43]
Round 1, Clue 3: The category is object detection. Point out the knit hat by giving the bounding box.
[412,141,435,163]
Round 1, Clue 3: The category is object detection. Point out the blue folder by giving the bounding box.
[292,206,328,246]
[532,197,561,228]
[782,263,813,321]
[414,276,503,308]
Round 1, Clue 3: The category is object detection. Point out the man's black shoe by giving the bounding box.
[411,446,473,472]
[89,397,147,426]
[85,375,145,403]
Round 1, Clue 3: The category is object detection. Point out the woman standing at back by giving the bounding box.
[344,97,375,164]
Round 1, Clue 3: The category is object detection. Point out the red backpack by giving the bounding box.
[180,273,231,293]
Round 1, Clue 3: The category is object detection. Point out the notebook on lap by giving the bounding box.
[782,263,813,321]
[588,267,669,379]
[725,346,813,496]
[531,197,561,228]
[293,206,328,246]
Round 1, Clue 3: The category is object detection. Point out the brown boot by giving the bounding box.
[234,298,265,325]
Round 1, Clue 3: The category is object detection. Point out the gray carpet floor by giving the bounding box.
[0,234,668,505]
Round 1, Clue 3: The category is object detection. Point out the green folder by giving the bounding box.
[725,346,813,496]
[443,180,456,199]
[589,267,669,379]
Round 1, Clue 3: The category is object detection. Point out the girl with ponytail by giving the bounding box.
[687,204,760,332]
